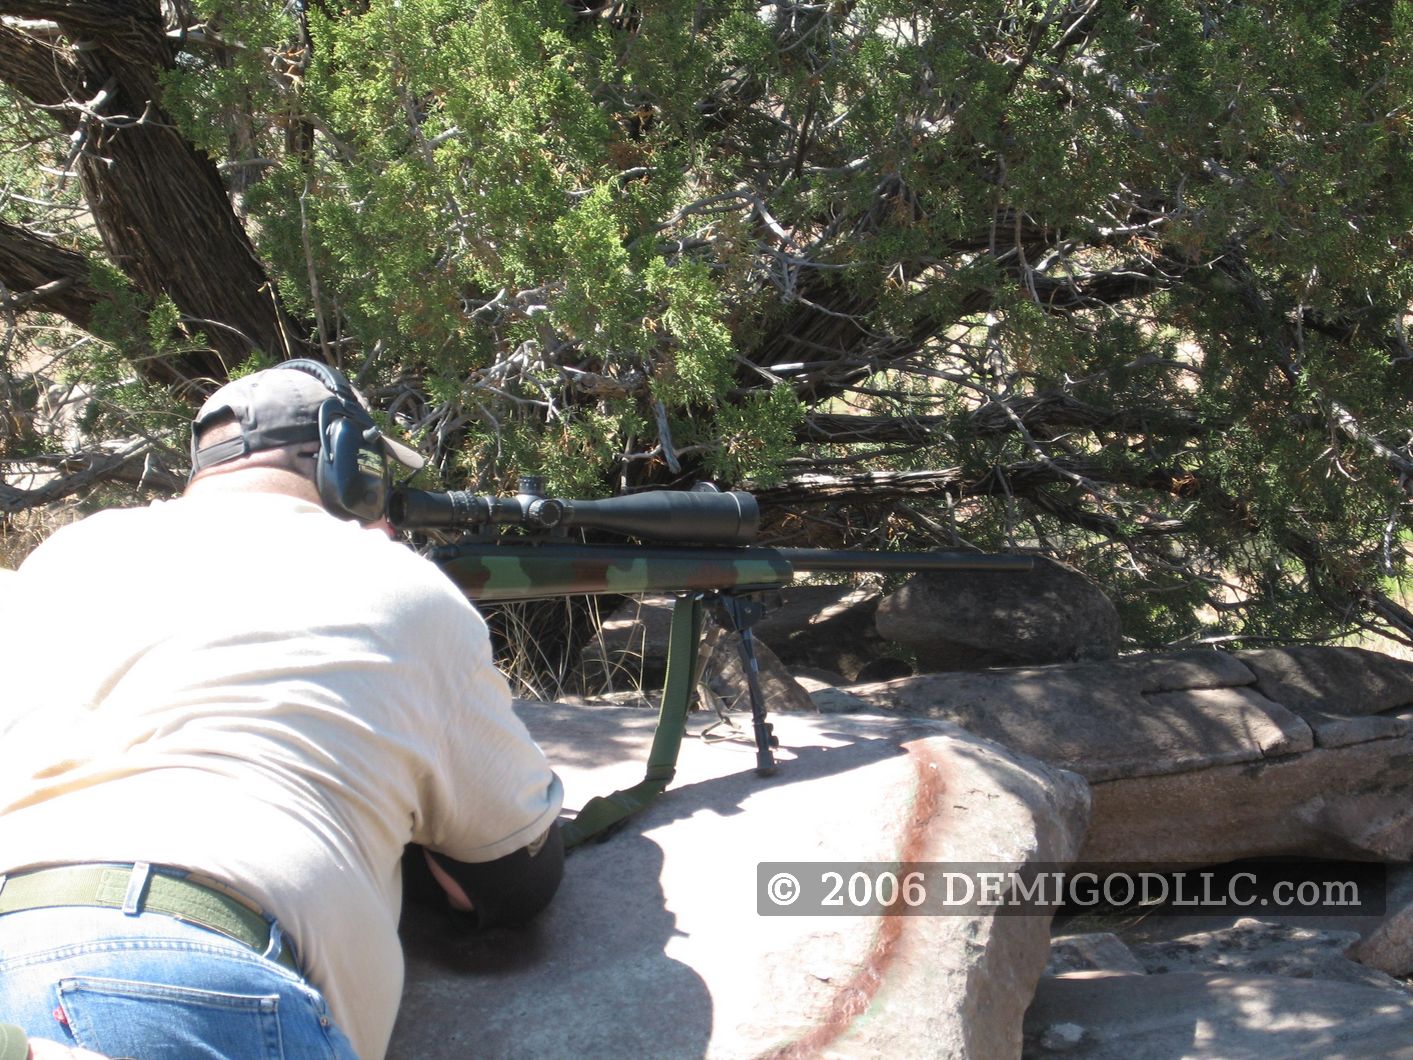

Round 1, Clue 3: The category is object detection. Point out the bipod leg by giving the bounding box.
[714,593,778,776]
[562,592,705,848]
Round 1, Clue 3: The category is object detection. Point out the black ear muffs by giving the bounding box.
[316,398,390,524]
[280,359,392,525]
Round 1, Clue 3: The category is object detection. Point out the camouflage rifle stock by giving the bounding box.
[391,478,1032,846]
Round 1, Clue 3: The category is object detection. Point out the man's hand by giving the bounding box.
[402,824,564,930]
[423,846,474,912]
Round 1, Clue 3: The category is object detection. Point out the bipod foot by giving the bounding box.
[754,717,778,776]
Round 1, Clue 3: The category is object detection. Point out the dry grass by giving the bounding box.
[488,595,636,703]
[1343,616,1413,663]
[0,502,83,570]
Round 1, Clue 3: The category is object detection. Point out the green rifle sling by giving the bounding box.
[560,593,704,848]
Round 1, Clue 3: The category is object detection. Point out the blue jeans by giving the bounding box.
[0,905,357,1059]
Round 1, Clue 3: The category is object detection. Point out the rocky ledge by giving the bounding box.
[828,646,1413,865]
[392,644,1413,1058]
[392,705,1088,1058]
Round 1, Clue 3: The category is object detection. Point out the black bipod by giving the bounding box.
[711,592,779,776]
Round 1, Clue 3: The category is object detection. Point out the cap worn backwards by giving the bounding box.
[190,363,424,474]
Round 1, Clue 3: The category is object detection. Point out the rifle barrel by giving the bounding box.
[777,548,1034,573]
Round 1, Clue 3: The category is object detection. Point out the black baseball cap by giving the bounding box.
[191,364,424,474]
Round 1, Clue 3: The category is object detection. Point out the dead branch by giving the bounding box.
[0,436,181,514]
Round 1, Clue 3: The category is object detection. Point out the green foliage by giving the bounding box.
[7,1,1413,648]
[703,384,805,487]
[69,272,210,453]
[643,257,734,405]
[158,0,293,157]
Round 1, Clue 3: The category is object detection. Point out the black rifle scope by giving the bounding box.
[389,478,760,546]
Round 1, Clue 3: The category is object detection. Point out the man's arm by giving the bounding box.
[402,822,564,931]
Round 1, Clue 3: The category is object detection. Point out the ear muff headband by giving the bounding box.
[279,358,360,405]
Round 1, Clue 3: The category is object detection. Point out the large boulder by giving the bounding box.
[392,703,1091,1058]
[1349,862,1413,978]
[838,647,1413,865]
[874,556,1121,671]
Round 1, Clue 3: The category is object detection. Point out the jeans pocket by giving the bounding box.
[57,977,284,1060]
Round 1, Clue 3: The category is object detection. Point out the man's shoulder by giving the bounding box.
[19,502,157,566]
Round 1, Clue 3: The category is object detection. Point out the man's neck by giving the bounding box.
[184,466,323,507]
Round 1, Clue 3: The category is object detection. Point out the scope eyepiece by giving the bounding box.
[387,488,488,530]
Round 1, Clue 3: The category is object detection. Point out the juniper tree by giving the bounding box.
[2,0,1413,648]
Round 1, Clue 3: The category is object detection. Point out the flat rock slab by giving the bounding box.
[391,704,1090,1059]
[840,647,1413,865]
[1239,646,1413,716]
[1023,971,1413,1059]
[844,652,1311,783]
[844,647,1413,782]
[1045,932,1147,977]
[1046,916,1411,989]
[1080,734,1413,864]
[1128,918,1407,992]
[1238,646,1413,748]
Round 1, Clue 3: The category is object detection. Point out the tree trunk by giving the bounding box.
[0,6,307,379]
[0,218,108,329]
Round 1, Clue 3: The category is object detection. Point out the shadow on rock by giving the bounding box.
[393,834,712,1060]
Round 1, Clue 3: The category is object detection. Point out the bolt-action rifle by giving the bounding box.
[390,478,1033,846]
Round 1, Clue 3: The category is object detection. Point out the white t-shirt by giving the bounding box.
[0,491,562,1058]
